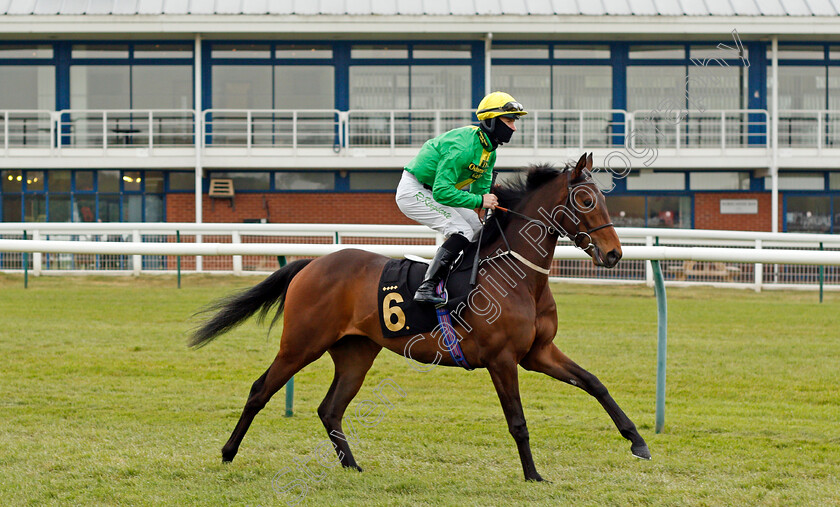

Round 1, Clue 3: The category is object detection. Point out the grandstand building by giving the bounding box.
[1,1,839,233]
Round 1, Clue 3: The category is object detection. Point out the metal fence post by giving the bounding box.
[132,229,141,275]
[23,230,28,289]
[651,259,667,434]
[819,242,824,303]
[232,231,242,275]
[32,230,41,276]
[645,235,654,287]
[176,230,181,289]
[755,239,763,292]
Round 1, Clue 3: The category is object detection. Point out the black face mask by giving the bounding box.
[480,118,515,146]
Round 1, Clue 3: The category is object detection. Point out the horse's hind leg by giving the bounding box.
[222,347,323,463]
[521,343,651,460]
[318,335,382,471]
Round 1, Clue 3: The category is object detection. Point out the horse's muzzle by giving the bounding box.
[605,248,622,268]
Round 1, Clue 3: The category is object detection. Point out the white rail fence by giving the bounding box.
[13,108,839,153]
[1,223,839,291]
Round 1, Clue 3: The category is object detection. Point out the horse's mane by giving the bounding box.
[479,162,572,248]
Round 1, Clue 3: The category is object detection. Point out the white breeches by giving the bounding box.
[395,171,483,241]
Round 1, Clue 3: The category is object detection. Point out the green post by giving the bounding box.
[819,242,824,304]
[651,260,668,434]
[23,230,28,289]
[176,230,181,289]
[278,254,292,416]
[284,377,294,417]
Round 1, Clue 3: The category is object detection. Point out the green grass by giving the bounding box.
[1,274,839,506]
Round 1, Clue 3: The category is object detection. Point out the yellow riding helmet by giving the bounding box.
[476,91,528,121]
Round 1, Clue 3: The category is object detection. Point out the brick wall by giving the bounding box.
[694,192,782,231]
[167,192,413,224]
[168,191,782,231]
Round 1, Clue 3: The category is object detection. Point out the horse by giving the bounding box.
[191,153,650,482]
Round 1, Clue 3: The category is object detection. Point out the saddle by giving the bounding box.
[377,241,480,339]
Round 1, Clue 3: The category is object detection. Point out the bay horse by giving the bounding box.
[191,153,650,482]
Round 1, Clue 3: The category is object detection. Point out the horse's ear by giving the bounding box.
[572,153,587,180]
[586,152,594,171]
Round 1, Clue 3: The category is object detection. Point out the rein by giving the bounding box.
[482,172,615,275]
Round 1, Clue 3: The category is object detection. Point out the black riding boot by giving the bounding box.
[414,234,469,305]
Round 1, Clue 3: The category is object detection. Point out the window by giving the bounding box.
[767,173,825,191]
[648,196,692,228]
[212,66,273,109]
[0,66,55,109]
[627,66,685,111]
[70,66,130,109]
[351,45,408,59]
[552,65,611,109]
[349,172,401,191]
[786,196,831,233]
[627,172,686,191]
[212,44,271,59]
[410,66,471,109]
[274,172,335,190]
[211,172,270,191]
[275,45,333,59]
[776,66,826,111]
[769,46,825,60]
[169,172,196,191]
[413,45,471,59]
[605,196,645,227]
[629,46,684,59]
[690,172,750,191]
[71,44,129,58]
[349,66,409,109]
[0,44,53,58]
[492,45,549,59]
[99,170,120,192]
[134,44,193,59]
[2,170,23,192]
[123,171,142,192]
[492,66,551,110]
[830,172,840,190]
[553,45,610,59]
[132,66,193,109]
[274,66,335,109]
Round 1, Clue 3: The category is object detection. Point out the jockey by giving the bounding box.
[395,91,527,304]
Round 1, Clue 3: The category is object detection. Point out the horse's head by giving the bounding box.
[561,153,622,268]
[485,156,622,270]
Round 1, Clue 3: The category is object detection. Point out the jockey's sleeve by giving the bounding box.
[431,149,484,209]
[470,166,493,198]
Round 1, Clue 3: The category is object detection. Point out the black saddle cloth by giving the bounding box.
[377,241,479,339]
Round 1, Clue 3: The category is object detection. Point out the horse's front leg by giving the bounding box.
[487,358,544,481]
[521,343,651,460]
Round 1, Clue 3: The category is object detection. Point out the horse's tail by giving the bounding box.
[189,258,314,348]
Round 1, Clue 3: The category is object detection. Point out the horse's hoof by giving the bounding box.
[344,463,363,472]
[526,473,546,482]
[631,442,651,460]
[222,449,237,463]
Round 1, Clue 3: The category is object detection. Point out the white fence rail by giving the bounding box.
[2,223,839,291]
[1,108,804,154]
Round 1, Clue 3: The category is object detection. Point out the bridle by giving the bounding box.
[494,171,615,253]
[479,170,615,276]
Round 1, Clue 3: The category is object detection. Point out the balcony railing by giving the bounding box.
[628,110,770,151]
[55,110,196,149]
[778,110,840,150]
[6,108,840,155]
[203,109,341,149]
[1,110,54,149]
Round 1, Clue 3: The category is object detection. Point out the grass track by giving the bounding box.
[1,274,839,506]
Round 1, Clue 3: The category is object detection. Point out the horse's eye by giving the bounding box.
[583,199,593,207]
